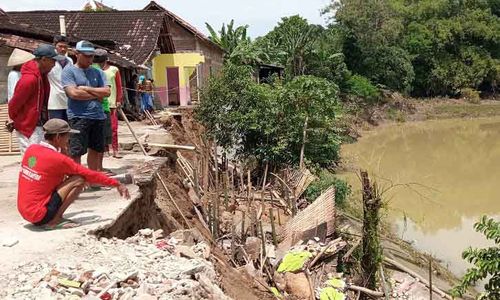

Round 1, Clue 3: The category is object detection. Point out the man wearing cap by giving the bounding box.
[9,44,65,154]
[48,35,74,121]
[17,119,130,229]
[61,41,110,170]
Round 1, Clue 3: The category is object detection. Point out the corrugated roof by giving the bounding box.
[8,10,172,65]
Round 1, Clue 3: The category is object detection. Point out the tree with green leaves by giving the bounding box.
[325,0,500,96]
[206,20,268,65]
[452,216,500,299]
[195,63,342,169]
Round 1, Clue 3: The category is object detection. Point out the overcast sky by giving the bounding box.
[1,0,332,37]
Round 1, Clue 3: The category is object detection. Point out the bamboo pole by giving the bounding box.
[379,265,390,300]
[146,143,196,151]
[241,211,246,243]
[213,142,219,238]
[259,220,266,258]
[223,155,229,209]
[118,108,191,228]
[348,285,384,298]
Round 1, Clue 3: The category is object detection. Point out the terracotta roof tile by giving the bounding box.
[8,10,169,65]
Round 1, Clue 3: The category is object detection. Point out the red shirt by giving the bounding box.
[17,143,120,223]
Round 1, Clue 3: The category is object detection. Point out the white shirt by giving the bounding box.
[48,57,73,110]
[7,70,21,102]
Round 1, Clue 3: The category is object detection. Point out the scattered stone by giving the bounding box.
[139,229,153,237]
[175,245,197,259]
[0,230,228,300]
[169,229,202,247]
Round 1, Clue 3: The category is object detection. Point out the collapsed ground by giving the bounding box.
[1,107,476,300]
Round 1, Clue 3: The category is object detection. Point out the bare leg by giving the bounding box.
[97,152,104,172]
[46,176,85,227]
[87,149,100,171]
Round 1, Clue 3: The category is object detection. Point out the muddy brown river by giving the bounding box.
[341,117,500,277]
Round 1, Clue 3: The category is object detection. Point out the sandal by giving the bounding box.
[42,219,80,231]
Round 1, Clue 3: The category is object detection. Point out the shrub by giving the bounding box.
[452,216,500,299]
[461,88,481,104]
[305,171,351,207]
[346,75,381,104]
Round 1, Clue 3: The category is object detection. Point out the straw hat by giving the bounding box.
[7,48,35,67]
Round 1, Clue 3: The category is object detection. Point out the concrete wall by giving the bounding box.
[152,53,205,107]
[168,20,223,85]
[0,46,14,104]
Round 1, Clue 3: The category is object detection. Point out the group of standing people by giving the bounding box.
[8,37,122,159]
[7,37,130,230]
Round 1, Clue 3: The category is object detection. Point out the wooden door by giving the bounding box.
[166,67,180,106]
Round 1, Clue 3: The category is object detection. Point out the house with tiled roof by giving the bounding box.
[8,1,224,107]
[0,9,142,104]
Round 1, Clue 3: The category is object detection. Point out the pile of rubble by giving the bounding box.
[1,229,229,300]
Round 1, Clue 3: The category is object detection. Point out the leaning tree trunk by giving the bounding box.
[361,170,382,296]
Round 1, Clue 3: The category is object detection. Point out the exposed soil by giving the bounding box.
[94,110,274,300]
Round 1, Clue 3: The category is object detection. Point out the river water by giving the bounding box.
[341,117,500,277]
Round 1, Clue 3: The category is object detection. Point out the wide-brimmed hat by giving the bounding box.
[7,48,35,67]
[43,119,80,135]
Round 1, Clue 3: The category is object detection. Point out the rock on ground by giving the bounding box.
[0,230,231,300]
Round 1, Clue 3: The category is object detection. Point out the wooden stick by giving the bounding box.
[224,156,229,209]
[305,269,315,300]
[384,257,452,299]
[259,220,266,258]
[379,265,390,300]
[146,143,196,151]
[241,211,246,243]
[118,108,147,155]
[269,208,277,246]
[342,239,361,262]
[213,142,219,239]
[348,285,384,298]
[157,174,192,229]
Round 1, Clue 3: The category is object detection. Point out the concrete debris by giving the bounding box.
[0,229,230,300]
[168,229,203,247]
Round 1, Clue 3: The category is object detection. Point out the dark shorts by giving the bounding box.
[34,191,62,226]
[69,118,105,156]
[49,109,68,121]
[104,112,112,145]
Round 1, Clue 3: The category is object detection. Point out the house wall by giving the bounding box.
[0,46,13,104]
[152,53,205,106]
[168,20,223,84]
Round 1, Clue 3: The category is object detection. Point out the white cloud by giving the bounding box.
[1,0,331,37]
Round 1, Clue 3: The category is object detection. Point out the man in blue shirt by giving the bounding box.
[62,41,110,171]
